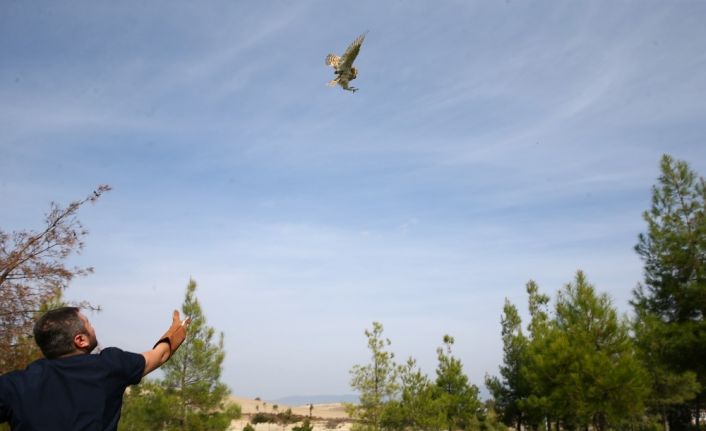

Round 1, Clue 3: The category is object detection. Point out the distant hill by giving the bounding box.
[273,394,358,406]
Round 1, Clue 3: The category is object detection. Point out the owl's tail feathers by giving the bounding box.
[327,78,340,87]
[325,54,340,68]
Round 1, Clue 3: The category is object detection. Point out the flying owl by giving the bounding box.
[326,32,367,93]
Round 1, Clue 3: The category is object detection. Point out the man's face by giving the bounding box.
[78,312,99,353]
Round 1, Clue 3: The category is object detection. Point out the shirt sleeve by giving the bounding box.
[100,347,146,386]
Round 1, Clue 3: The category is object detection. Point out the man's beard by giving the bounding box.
[82,335,99,354]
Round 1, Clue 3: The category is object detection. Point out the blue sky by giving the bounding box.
[2,1,705,401]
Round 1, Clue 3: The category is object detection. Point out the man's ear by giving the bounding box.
[73,333,90,350]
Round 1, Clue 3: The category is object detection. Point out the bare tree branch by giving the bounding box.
[0,185,110,372]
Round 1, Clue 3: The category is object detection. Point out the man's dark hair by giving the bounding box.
[33,307,86,359]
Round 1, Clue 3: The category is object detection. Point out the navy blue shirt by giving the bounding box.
[0,347,145,431]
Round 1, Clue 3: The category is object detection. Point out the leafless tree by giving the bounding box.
[0,185,110,372]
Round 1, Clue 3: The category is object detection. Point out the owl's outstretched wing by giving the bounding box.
[338,32,366,72]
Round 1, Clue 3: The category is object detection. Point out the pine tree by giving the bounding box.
[517,275,649,430]
[120,279,240,431]
[163,279,240,430]
[633,154,706,430]
[552,271,649,430]
[348,322,399,431]
[382,357,444,431]
[120,381,178,431]
[434,335,481,431]
[485,299,530,430]
[518,281,554,429]
[633,311,700,430]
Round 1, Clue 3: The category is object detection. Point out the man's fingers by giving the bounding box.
[172,310,180,324]
[181,317,192,327]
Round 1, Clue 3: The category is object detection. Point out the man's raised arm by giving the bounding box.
[142,310,191,376]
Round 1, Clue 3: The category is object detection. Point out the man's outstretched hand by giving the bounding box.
[143,310,191,376]
[154,310,192,355]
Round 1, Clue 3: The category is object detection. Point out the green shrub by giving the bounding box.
[292,419,314,431]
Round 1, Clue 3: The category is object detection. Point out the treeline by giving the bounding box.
[486,272,652,430]
[346,322,504,431]
[486,155,705,431]
[348,155,705,431]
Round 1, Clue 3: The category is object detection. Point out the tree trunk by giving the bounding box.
[180,355,188,431]
[661,407,670,431]
[594,412,607,431]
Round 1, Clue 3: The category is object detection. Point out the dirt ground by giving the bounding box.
[228,396,352,431]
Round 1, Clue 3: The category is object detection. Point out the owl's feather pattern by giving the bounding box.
[326,32,366,92]
[325,53,341,69]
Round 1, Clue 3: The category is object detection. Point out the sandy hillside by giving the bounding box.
[228,396,351,431]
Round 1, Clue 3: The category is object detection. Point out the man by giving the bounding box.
[0,307,190,430]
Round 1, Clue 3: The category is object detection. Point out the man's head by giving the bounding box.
[33,307,98,359]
